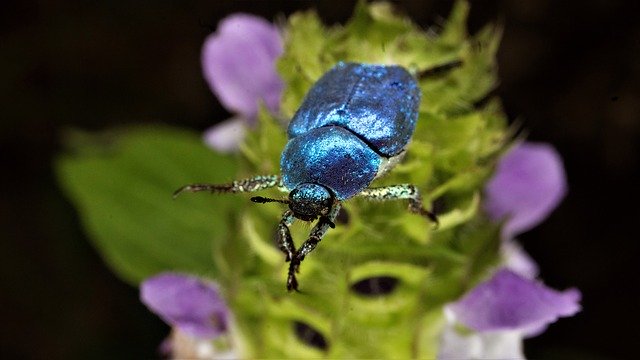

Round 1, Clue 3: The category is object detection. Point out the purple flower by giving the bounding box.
[446,269,581,336]
[140,273,230,339]
[203,115,248,152]
[201,14,284,152]
[501,240,539,279]
[442,141,574,358]
[484,142,567,239]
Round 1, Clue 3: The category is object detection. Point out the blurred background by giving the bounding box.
[1,0,638,358]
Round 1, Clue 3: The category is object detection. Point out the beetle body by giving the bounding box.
[282,62,420,199]
[175,62,437,291]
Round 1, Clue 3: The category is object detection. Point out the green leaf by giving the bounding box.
[240,106,287,174]
[439,0,470,45]
[278,10,330,117]
[56,126,239,285]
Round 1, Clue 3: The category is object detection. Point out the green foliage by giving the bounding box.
[56,126,239,284]
[57,1,509,358]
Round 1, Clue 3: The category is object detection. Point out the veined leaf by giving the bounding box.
[56,126,239,284]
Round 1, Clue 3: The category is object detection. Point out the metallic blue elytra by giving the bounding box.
[287,62,421,157]
[175,61,443,292]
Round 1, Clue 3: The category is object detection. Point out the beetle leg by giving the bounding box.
[358,185,439,227]
[173,175,282,198]
[287,202,342,292]
[277,210,296,262]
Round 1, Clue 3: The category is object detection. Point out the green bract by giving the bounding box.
[57,1,508,358]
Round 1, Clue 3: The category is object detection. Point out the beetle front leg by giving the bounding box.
[287,203,341,292]
[277,210,296,262]
[173,175,282,198]
[358,185,439,227]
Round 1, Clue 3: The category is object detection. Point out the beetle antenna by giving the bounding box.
[251,196,290,205]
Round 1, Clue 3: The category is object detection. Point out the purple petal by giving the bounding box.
[203,116,248,152]
[447,269,581,335]
[501,240,539,279]
[202,13,284,119]
[438,325,524,359]
[140,273,229,339]
[484,142,567,238]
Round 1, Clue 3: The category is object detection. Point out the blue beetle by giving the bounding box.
[175,62,439,291]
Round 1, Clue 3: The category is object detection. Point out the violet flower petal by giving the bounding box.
[501,240,539,279]
[484,142,567,238]
[203,116,248,152]
[446,269,581,336]
[202,13,284,119]
[140,273,229,340]
[438,325,524,360]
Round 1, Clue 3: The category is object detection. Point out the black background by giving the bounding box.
[2,0,638,359]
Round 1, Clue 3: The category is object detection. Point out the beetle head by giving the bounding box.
[289,183,333,222]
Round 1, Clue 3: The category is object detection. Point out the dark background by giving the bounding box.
[2,0,638,359]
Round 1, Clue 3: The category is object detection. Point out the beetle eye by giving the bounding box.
[350,276,399,296]
[293,321,328,351]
